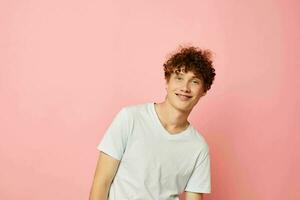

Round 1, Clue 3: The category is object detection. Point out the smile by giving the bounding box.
[175,93,192,101]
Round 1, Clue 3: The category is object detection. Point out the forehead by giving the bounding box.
[173,69,201,79]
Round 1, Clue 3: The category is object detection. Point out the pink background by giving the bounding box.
[1,0,299,199]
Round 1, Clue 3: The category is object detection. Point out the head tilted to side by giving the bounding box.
[163,45,216,94]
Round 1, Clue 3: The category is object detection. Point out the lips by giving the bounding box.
[176,93,192,98]
[175,93,192,101]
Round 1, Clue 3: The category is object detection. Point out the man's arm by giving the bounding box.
[89,151,120,200]
[185,191,203,200]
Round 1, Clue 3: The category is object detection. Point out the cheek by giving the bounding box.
[192,87,203,95]
[166,82,179,90]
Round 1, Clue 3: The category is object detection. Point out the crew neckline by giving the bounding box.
[150,102,192,139]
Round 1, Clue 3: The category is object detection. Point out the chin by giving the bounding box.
[173,101,193,112]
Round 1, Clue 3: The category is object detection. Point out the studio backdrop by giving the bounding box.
[0,0,299,199]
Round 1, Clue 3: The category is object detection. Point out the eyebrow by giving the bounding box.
[176,73,201,79]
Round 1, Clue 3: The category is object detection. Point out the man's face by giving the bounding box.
[165,70,206,112]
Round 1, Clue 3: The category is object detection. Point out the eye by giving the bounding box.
[176,77,183,80]
[192,80,199,84]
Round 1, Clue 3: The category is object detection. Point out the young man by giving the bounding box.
[89,46,216,200]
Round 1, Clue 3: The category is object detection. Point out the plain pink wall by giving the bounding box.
[1,0,299,199]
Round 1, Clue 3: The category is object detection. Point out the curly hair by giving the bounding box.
[163,45,216,93]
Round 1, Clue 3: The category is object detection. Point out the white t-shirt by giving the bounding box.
[97,102,211,200]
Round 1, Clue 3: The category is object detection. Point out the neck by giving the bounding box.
[154,100,191,131]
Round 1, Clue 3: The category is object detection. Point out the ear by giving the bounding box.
[165,79,169,90]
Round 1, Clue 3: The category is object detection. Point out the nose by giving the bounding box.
[180,81,191,93]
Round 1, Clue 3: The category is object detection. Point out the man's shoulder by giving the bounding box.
[189,125,210,150]
[121,102,152,115]
[122,102,150,110]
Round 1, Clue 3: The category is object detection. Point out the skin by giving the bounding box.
[155,69,207,200]
[154,69,206,134]
[89,69,207,200]
[89,152,120,200]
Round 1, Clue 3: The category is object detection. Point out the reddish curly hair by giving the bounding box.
[163,45,216,93]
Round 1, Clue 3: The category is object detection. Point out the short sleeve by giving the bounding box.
[97,107,131,161]
[185,144,211,193]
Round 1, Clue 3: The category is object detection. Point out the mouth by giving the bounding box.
[175,93,192,100]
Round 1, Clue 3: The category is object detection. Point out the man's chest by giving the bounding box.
[119,128,199,186]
